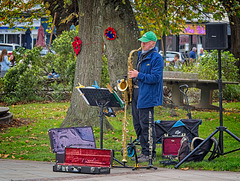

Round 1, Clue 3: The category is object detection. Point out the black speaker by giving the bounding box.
[205,23,228,50]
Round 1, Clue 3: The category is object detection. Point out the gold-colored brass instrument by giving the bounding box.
[117,47,141,163]
[122,99,128,163]
[117,47,141,103]
[127,47,141,103]
[117,79,128,92]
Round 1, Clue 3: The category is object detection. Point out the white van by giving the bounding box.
[0,43,21,55]
[159,50,186,66]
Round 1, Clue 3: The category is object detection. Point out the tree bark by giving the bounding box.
[220,0,240,77]
[103,0,140,90]
[61,0,140,130]
[61,0,113,130]
[229,15,240,74]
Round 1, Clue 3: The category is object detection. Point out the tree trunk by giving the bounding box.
[220,0,240,78]
[61,0,113,130]
[103,0,141,89]
[229,15,240,75]
[61,0,140,129]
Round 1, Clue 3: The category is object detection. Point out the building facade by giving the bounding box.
[0,18,55,49]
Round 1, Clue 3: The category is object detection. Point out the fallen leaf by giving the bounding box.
[181,167,189,170]
[25,140,29,143]
[3,154,9,158]
[12,155,15,159]
[29,137,38,140]
[41,144,49,147]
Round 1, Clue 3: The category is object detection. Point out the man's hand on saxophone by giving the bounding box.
[129,69,139,78]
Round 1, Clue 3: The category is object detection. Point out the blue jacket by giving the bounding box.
[189,50,196,59]
[1,55,11,71]
[136,47,164,108]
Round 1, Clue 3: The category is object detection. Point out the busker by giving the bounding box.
[129,31,164,163]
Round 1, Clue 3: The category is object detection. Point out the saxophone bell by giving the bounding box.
[117,79,128,92]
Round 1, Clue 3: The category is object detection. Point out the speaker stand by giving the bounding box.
[175,49,240,169]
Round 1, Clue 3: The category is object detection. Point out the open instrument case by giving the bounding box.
[53,147,113,174]
[48,126,113,174]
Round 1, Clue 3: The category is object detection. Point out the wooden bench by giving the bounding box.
[163,71,239,109]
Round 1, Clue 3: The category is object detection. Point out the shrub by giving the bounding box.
[0,30,111,104]
[1,47,45,104]
[198,50,239,81]
[180,50,239,101]
[1,30,78,104]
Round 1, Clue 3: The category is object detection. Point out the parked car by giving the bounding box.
[159,50,186,66]
[0,43,21,55]
[40,47,56,56]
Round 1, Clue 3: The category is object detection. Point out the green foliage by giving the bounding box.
[180,50,239,81]
[101,54,110,87]
[2,47,45,104]
[132,0,230,38]
[0,30,110,104]
[0,0,47,28]
[1,31,77,104]
[180,50,240,101]
[51,30,77,90]
[198,50,239,81]
[223,84,240,101]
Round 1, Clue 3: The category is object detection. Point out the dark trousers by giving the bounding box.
[132,88,156,157]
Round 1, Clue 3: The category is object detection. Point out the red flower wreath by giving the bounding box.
[72,36,82,56]
[104,27,117,40]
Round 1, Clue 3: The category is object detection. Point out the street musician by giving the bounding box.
[129,31,164,163]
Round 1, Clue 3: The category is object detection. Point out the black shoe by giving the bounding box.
[138,155,156,163]
[138,154,149,163]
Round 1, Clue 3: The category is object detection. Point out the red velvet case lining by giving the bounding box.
[62,147,111,167]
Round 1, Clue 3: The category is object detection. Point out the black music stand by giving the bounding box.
[175,49,240,169]
[77,87,131,168]
[77,87,123,149]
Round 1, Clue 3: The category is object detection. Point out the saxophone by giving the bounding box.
[118,47,141,163]
[117,47,141,103]
[127,47,141,103]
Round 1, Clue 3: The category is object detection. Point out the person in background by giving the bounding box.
[189,47,197,65]
[170,54,182,69]
[70,22,76,31]
[199,48,204,57]
[9,54,16,67]
[47,69,60,78]
[0,49,11,78]
[129,31,164,163]
[197,48,204,62]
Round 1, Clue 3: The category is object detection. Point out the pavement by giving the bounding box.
[1,159,240,181]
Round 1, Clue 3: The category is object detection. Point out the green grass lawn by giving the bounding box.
[0,101,239,171]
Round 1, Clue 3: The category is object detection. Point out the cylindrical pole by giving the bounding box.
[100,105,103,149]
[218,49,224,154]
[49,12,57,48]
